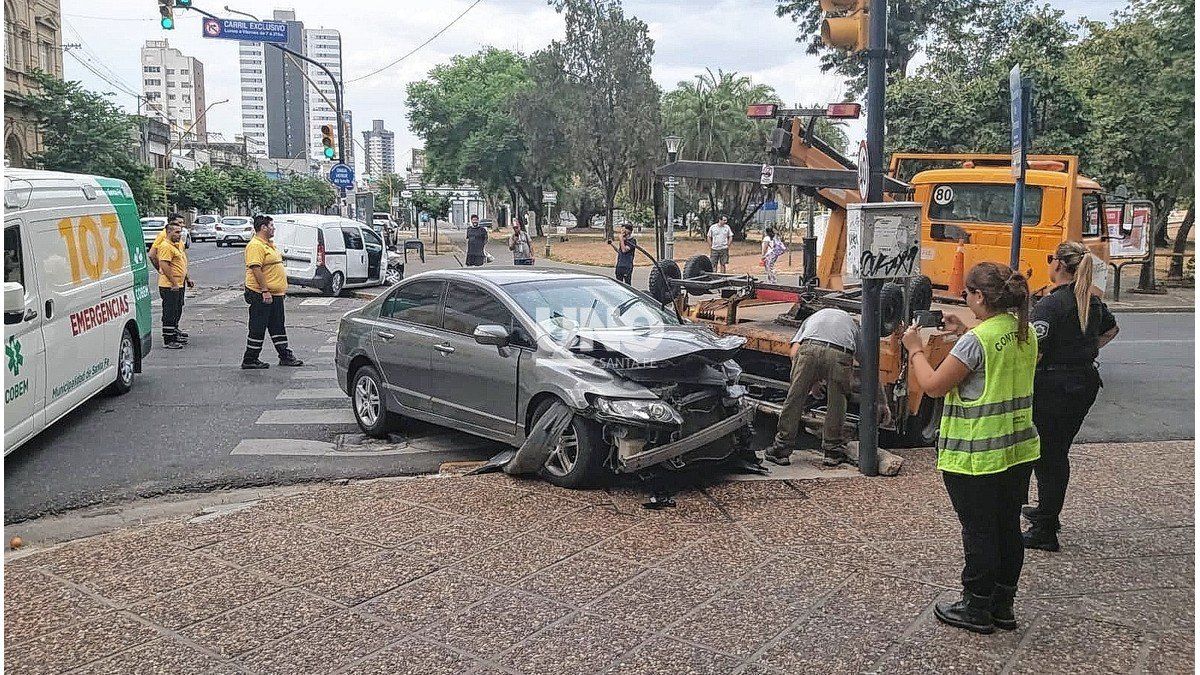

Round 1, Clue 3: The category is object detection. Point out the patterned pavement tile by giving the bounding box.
[604,637,743,675]
[753,612,891,675]
[300,550,441,606]
[4,567,110,647]
[656,530,775,585]
[342,639,483,675]
[588,570,720,631]
[203,523,326,566]
[516,551,646,607]
[1144,630,1195,674]
[454,533,580,584]
[539,505,644,548]
[238,611,398,675]
[250,536,385,586]
[871,639,1009,674]
[72,637,229,675]
[361,569,502,633]
[1008,614,1148,674]
[670,589,796,659]
[427,589,572,657]
[498,612,648,675]
[594,521,718,565]
[344,507,461,548]
[131,568,281,631]
[5,612,159,675]
[395,518,519,567]
[179,589,341,658]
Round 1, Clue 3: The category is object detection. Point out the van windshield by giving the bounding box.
[928,184,1043,225]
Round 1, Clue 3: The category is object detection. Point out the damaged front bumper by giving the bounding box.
[612,402,756,473]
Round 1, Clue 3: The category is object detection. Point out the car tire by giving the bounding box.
[216,241,225,247]
[906,274,933,316]
[647,259,681,304]
[534,398,606,489]
[105,327,136,396]
[351,364,395,438]
[879,281,905,335]
[325,271,345,297]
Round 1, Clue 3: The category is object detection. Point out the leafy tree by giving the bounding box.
[559,180,606,229]
[411,191,451,221]
[19,72,161,214]
[226,166,274,214]
[544,0,662,238]
[273,175,336,213]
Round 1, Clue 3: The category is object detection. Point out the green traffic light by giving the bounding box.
[175,0,192,6]
[323,147,335,159]
[161,16,174,29]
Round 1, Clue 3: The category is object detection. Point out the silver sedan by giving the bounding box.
[335,268,753,487]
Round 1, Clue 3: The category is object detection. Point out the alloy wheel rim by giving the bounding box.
[355,376,380,426]
[119,335,134,384]
[544,424,579,477]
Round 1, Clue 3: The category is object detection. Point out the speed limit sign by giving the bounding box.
[933,185,955,205]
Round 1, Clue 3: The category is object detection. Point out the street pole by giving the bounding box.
[803,192,817,283]
[857,0,887,478]
[664,135,682,261]
[1009,67,1031,271]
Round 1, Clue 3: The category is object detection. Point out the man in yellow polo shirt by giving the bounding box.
[156,221,192,349]
[151,213,192,343]
[242,214,303,369]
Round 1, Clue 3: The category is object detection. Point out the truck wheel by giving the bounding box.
[324,271,345,297]
[878,281,905,335]
[106,327,136,396]
[647,260,681,304]
[351,364,396,438]
[534,399,606,489]
[682,254,714,295]
[907,275,933,315]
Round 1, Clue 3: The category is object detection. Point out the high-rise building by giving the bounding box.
[303,27,343,164]
[362,119,395,178]
[141,39,207,144]
[4,0,63,167]
[239,9,306,159]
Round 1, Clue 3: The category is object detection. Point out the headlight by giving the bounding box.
[725,384,748,399]
[592,397,683,425]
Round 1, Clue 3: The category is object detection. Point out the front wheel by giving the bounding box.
[352,364,395,438]
[106,328,136,396]
[534,399,606,489]
[324,271,345,297]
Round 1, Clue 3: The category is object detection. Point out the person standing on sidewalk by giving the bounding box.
[241,215,303,370]
[465,214,489,267]
[607,223,637,285]
[1023,242,1119,551]
[707,216,733,273]
[761,227,785,283]
[509,220,535,265]
[902,262,1040,635]
[155,222,192,349]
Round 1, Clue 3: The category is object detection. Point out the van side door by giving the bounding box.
[3,220,47,451]
[341,226,368,283]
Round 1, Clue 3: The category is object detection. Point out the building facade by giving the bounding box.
[239,9,307,160]
[140,39,207,143]
[362,119,395,178]
[303,27,342,164]
[4,0,62,167]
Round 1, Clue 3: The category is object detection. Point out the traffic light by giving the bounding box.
[320,124,336,160]
[158,0,174,29]
[175,0,192,6]
[819,0,869,52]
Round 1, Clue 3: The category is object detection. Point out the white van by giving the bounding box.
[4,169,153,454]
[271,214,389,296]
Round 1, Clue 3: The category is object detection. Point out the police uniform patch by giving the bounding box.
[1032,320,1050,340]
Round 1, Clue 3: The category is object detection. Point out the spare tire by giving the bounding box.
[682,254,713,279]
[879,281,905,335]
[906,275,933,316]
[648,260,682,304]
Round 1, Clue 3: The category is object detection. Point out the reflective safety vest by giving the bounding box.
[937,313,1040,475]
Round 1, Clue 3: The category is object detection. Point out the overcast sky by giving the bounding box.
[61,0,1127,177]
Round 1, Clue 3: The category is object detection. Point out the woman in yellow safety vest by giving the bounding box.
[902,261,1040,635]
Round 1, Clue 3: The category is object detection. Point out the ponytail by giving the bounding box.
[1005,272,1032,343]
[1054,241,1094,332]
[965,261,1032,343]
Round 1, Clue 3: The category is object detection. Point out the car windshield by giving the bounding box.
[223,217,251,226]
[196,216,216,224]
[141,219,165,229]
[504,277,679,339]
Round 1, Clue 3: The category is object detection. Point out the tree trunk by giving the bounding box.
[603,190,615,240]
[1139,205,1173,289]
[1168,206,1194,279]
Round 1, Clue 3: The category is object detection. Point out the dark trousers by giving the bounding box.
[159,287,185,343]
[514,258,534,266]
[943,462,1034,597]
[243,289,292,362]
[465,254,486,267]
[1030,367,1101,530]
[615,266,633,285]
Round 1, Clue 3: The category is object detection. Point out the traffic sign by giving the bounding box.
[760,164,775,186]
[328,163,355,189]
[1010,65,1026,180]
[400,190,413,198]
[543,191,558,204]
[201,17,288,43]
[857,141,870,197]
[763,200,778,211]
[390,197,400,207]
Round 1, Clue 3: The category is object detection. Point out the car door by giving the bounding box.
[373,279,445,413]
[360,227,384,283]
[341,226,368,284]
[3,220,46,451]
[428,280,524,441]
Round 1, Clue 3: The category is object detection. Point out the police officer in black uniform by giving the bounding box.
[1024,241,1120,551]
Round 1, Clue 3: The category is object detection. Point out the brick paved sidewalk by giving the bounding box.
[5,441,1193,674]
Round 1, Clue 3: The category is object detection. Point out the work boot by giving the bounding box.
[278,354,304,367]
[1023,526,1061,552]
[822,447,852,467]
[934,592,995,634]
[163,341,183,350]
[764,445,792,466]
[1023,505,1062,532]
[177,330,189,339]
[991,584,1019,630]
[241,359,270,370]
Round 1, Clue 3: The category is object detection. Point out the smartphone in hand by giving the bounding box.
[913,309,944,328]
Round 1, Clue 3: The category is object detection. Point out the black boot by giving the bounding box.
[991,584,1018,630]
[934,592,995,634]
[1023,526,1060,552]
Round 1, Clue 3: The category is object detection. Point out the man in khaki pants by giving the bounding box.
[767,307,859,467]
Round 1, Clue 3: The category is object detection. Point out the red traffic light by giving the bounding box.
[826,103,861,118]
[746,103,778,119]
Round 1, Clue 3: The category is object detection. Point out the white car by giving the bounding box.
[140,217,189,249]
[191,214,220,242]
[216,216,254,246]
[272,214,389,296]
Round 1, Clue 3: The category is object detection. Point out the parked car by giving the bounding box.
[215,216,254,246]
[140,217,189,249]
[335,269,754,488]
[190,214,220,242]
[372,213,400,247]
[272,214,389,296]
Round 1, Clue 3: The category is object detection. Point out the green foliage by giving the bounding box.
[270,175,337,213]
[226,166,274,214]
[168,165,231,213]
[410,191,451,220]
[19,72,162,214]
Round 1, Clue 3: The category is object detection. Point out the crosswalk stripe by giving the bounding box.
[198,290,244,305]
[300,298,337,306]
[292,370,338,380]
[317,345,336,353]
[256,408,356,425]
[276,388,345,400]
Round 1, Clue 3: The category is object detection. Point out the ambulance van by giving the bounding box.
[4,169,153,453]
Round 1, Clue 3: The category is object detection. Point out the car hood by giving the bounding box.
[567,325,745,369]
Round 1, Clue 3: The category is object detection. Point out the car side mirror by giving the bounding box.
[4,282,26,325]
[473,324,510,347]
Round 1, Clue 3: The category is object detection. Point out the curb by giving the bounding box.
[349,290,380,301]
[1108,305,1194,314]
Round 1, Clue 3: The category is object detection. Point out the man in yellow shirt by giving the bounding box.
[155,222,193,349]
[151,213,192,343]
[242,214,303,369]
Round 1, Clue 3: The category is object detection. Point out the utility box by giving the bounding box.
[844,201,922,285]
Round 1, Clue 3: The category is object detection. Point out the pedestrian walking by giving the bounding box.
[607,223,637,285]
[903,262,1039,634]
[155,221,192,349]
[465,214,488,267]
[707,215,733,273]
[761,226,785,283]
[241,215,303,370]
[1023,242,1119,552]
[509,220,534,265]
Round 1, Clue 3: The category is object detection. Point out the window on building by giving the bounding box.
[145,78,161,86]
[166,68,175,74]
[143,65,161,73]
[168,94,176,100]
[180,68,189,74]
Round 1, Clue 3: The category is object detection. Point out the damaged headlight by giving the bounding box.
[591,396,683,425]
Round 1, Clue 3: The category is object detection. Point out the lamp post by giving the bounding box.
[162,98,229,217]
[663,135,682,261]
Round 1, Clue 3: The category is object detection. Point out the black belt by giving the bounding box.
[1037,362,1097,372]
[803,339,854,355]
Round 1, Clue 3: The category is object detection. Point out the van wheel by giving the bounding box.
[534,399,606,489]
[324,271,345,297]
[106,328,136,396]
[351,364,395,438]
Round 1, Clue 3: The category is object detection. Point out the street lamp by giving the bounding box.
[663,135,683,261]
[162,98,229,216]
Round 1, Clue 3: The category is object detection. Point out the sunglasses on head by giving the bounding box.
[960,287,977,301]
[1047,254,1059,264]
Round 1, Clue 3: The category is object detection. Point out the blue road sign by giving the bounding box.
[1010,65,1025,180]
[328,163,355,189]
[762,200,778,211]
[201,17,288,43]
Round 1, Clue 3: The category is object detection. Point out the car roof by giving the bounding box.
[271,213,365,227]
[414,268,602,287]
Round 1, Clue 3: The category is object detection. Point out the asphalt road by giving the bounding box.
[3,239,1193,522]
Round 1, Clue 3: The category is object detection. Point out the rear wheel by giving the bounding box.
[351,364,395,438]
[106,327,136,396]
[325,271,345,297]
[534,399,606,489]
[647,260,681,304]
